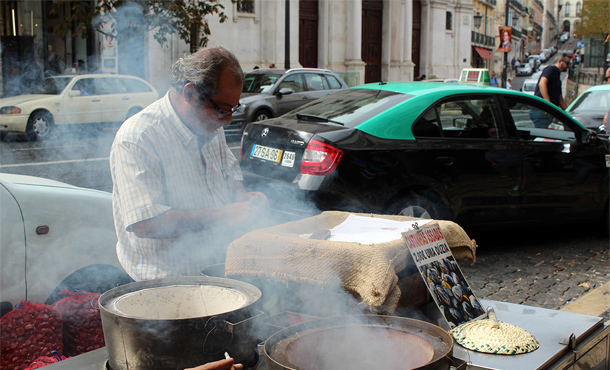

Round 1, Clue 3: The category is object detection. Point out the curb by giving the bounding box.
[560,281,610,321]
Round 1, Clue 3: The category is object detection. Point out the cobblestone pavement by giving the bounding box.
[459,226,610,321]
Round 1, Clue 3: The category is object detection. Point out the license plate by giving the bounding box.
[281,151,296,167]
[251,144,283,163]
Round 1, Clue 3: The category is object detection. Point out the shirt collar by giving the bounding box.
[161,91,218,148]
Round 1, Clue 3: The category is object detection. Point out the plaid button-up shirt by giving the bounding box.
[110,93,243,281]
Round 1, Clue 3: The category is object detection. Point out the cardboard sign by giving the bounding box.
[402,222,485,328]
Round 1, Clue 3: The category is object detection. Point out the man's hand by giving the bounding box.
[185,358,243,370]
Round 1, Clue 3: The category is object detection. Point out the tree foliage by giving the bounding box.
[51,0,231,49]
[575,0,609,39]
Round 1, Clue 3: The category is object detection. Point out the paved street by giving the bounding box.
[461,226,610,321]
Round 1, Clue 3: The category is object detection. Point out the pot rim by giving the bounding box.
[98,276,262,320]
[263,315,454,370]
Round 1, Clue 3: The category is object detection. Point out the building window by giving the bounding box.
[564,2,570,17]
[446,11,453,30]
[237,0,254,13]
[575,2,581,15]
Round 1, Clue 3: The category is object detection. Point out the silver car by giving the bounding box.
[225,68,348,137]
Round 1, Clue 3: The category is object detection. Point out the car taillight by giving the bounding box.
[300,139,343,175]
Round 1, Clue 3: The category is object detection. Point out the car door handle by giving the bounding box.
[91,98,101,102]
[436,156,456,165]
[121,97,130,100]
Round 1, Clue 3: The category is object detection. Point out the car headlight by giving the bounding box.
[0,106,21,114]
[235,103,248,114]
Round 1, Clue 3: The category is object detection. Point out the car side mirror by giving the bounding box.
[581,129,596,143]
[277,88,294,96]
[68,90,81,97]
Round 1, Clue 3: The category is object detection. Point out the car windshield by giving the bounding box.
[30,77,74,94]
[284,88,412,128]
[243,72,284,93]
[568,90,610,114]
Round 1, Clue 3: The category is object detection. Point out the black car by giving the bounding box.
[240,82,609,230]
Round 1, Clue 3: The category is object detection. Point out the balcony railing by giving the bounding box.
[508,0,525,13]
[471,31,496,47]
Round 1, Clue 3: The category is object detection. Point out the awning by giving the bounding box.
[474,47,492,60]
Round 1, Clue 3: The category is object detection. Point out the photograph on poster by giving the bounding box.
[498,26,512,53]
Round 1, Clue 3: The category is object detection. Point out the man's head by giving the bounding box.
[170,47,244,135]
[556,53,571,72]
[491,72,495,77]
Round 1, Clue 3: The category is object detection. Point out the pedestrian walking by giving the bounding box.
[490,72,498,87]
[506,79,512,90]
[531,54,571,128]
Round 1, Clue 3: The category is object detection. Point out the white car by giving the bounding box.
[0,174,131,316]
[520,78,538,96]
[516,64,533,76]
[0,74,159,141]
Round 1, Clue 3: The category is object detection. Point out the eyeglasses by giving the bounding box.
[561,59,571,65]
[198,90,241,118]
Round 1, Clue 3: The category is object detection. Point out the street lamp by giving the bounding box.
[512,12,519,27]
[474,11,483,29]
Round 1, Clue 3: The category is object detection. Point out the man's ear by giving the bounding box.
[182,83,199,103]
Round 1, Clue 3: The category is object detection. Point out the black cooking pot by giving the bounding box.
[99,276,262,370]
[262,315,465,370]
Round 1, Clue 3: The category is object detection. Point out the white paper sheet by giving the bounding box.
[327,214,432,244]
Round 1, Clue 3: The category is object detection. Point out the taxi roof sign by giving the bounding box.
[459,68,491,86]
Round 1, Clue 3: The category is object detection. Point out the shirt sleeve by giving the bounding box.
[111,138,171,231]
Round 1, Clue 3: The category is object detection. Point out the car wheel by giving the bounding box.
[26,111,54,142]
[386,192,451,220]
[44,264,133,305]
[125,107,142,120]
[253,110,272,122]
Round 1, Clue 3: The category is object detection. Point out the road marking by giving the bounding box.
[9,145,88,152]
[0,157,109,168]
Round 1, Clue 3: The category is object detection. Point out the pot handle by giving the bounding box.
[447,355,468,370]
[222,310,266,334]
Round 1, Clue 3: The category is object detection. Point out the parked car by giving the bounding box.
[566,84,610,133]
[225,68,348,137]
[530,71,543,81]
[0,173,131,316]
[560,32,569,43]
[0,74,159,141]
[539,51,549,63]
[520,78,538,95]
[240,82,609,231]
[528,55,541,70]
[516,63,533,76]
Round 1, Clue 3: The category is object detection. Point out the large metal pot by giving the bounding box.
[262,315,464,370]
[99,276,262,370]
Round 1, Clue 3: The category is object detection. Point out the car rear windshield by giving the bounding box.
[32,77,74,94]
[523,82,537,92]
[243,72,284,93]
[568,90,610,114]
[283,88,412,128]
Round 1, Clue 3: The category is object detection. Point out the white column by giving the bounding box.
[345,0,366,85]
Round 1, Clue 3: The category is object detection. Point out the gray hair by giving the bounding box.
[170,46,244,97]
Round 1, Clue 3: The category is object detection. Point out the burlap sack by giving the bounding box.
[225,211,477,313]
